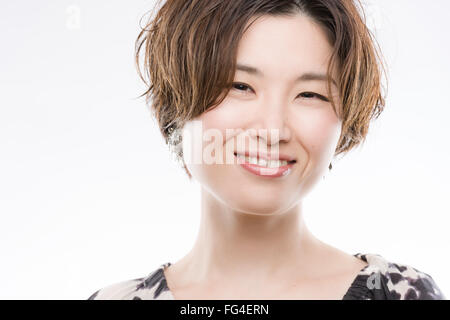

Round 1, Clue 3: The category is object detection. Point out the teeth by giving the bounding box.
[258,158,267,166]
[235,154,289,168]
[268,160,280,168]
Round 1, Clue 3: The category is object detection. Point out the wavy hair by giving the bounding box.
[135,0,388,179]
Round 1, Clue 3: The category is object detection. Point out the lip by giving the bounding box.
[234,153,295,178]
[234,150,296,162]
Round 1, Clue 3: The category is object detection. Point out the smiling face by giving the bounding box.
[182,13,342,215]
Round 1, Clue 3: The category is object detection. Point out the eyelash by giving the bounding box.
[231,82,329,102]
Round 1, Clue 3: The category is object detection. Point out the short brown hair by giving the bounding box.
[135,0,388,179]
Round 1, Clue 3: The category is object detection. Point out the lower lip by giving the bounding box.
[235,154,295,178]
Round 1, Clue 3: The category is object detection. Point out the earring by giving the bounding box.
[167,125,184,166]
[328,162,333,171]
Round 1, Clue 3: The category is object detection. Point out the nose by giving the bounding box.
[250,100,291,147]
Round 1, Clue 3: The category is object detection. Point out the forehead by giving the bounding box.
[236,14,336,82]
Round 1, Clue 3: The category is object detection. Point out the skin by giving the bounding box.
[164,13,368,299]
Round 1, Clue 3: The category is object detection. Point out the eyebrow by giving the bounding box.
[236,63,337,88]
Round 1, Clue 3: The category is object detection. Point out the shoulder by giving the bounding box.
[355,253,446,300]
[87,263,173,300]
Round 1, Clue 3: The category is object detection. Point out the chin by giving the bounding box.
[230,201,291,216]
[222,188,294,216]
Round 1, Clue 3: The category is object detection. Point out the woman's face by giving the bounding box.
[183,13,342,215]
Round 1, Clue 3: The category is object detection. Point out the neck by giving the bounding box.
[178,187,322,285]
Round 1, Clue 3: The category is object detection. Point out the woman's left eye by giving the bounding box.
[298,92,329,102]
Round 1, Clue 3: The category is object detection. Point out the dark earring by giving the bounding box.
[328,162,333,171]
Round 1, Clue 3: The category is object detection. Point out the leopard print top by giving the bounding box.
[87,253,446,300]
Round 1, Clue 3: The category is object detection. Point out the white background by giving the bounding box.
[0,0,449,299]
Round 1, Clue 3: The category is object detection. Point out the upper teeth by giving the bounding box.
[235,154,289,168]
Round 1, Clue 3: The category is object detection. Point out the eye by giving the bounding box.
[298,92,329,102]
[231,82,253,93]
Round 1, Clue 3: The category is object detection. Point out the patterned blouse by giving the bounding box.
[87,252,445,300]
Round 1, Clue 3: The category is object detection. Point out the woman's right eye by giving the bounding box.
[232,82,253,93]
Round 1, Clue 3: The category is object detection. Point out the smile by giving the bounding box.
[234,152,296,178]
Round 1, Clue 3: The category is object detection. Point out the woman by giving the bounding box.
[88,0,445,300]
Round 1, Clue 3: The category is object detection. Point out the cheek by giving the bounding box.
[185,101,242,180]
[199,99,244,135]
[293,108,341,160]
[195,98,252,158]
